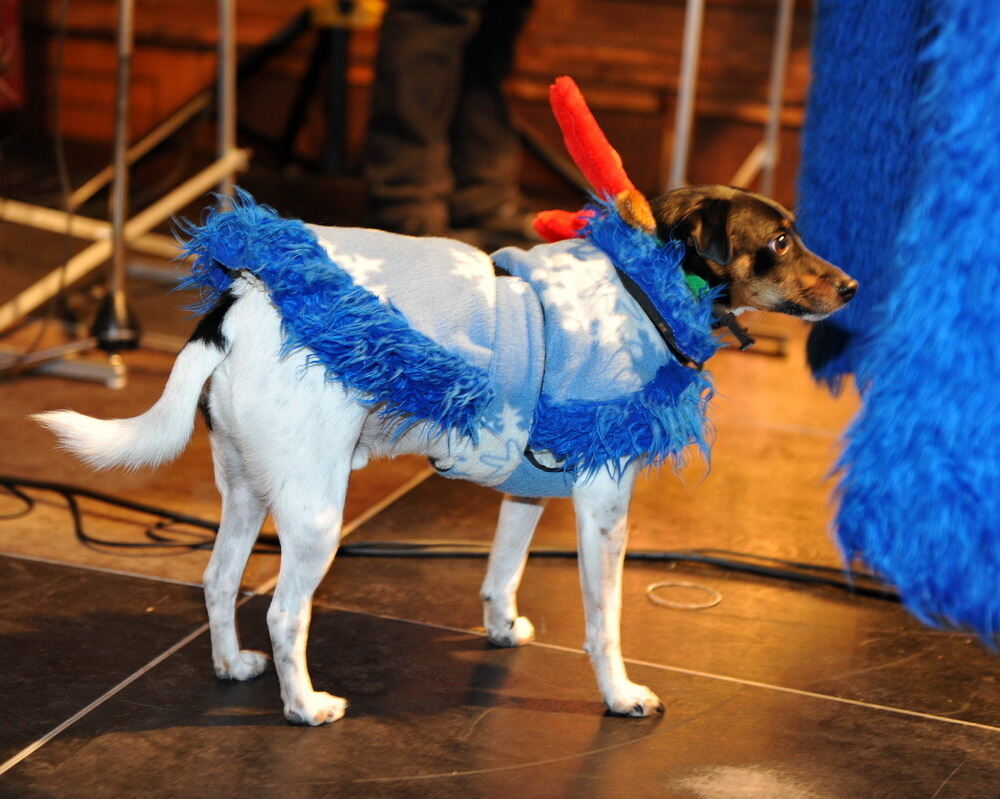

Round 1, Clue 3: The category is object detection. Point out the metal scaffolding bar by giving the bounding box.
[0,149,249,332]
[668,0,705,189]
[217,0,236,196]
[0,0,247,337]
[668,0,797,195]
[760,0,796,197]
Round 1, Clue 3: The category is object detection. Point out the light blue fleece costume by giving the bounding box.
[181,192,719,498]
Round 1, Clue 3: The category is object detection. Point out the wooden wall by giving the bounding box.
[22,0,815,203]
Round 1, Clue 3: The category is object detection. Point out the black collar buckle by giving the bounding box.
[711,304,756,351]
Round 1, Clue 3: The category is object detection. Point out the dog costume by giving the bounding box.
[180,194,718,498]
[180,77,721,498]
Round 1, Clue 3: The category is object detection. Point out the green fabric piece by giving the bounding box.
[684,272,709,298]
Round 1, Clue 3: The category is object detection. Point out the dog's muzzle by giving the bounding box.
[837,279,859,302]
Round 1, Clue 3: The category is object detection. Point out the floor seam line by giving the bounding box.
[0,550,206,589]
[0,622,210,777]
[0,467,436,775]
[308,600,1000,735]
[0,582,267,779]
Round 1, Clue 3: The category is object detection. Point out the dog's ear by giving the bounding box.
[653,194,732,265]
[685,198,732,265]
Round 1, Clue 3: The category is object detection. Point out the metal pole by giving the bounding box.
[67,7,308,209]
[109,0,134,299]
[0,149,249,332]
[217,0,236,196]
[760,0,795,197]
[0,0,252,345]
[668,0,705,189]
[69,93,211,210]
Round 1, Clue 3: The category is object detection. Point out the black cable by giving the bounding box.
[0,483,33,520]
[333,541,899,601]
[0,475,240,552]
[0,475,899,601]
[2,475,217,531]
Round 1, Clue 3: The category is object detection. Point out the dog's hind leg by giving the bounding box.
[574,465,663,717]
[268,475,351,725]
[266,402,366,726]
[203,433,269,681]
[481,496,547,647]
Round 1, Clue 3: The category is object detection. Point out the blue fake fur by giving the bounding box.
[529,203,719,474]
[178,191,493,439]
[797,0,923,391]
[587,200,720,366]
[530,359,713,476]
[804,2,1000,640]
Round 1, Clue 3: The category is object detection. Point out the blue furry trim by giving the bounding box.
[584,200,721,366]
[529,358,713,475]
[177,189,493,439]
[525,201,719,474]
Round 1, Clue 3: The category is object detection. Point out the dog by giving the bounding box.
[34,185,856,725]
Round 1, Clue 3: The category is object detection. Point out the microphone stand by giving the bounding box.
[92,0,141,380]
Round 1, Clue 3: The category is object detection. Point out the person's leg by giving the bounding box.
[449,0,534,230]
[364,0,485,235]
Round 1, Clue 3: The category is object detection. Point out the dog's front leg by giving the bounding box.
[574,465,663,717]
[481,495,547,646]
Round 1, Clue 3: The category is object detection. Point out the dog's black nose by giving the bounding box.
[837,279,858,302]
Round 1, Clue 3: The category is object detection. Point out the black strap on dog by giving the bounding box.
[614,267,704,370]
[617,267,756,360]
[680,252,756,351]
[711,305,756,351]
[502,260,753,361]
[523,447,570,473]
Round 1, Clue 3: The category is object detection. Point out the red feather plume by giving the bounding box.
[533,76,644,242]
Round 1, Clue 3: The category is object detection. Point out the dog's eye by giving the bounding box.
[769,234,790,254]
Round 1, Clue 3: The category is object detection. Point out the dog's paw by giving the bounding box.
[604,683,664,718]
[283,691,348,726]
[215,650,270,681]
[487,616,535,648]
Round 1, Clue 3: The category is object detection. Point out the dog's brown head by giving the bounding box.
[644,185,857,321]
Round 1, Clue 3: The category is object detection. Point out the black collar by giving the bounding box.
[619,266,757,366]
[680,251,756,351]
[614,266,704,369]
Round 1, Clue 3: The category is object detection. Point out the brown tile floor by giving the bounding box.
[1,170,998,796]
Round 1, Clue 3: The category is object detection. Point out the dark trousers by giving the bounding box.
[364,0,533,234]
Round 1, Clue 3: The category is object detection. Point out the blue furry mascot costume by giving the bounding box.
[798,1,1000,640]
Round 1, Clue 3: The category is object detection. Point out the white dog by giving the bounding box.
[35,185,855,725]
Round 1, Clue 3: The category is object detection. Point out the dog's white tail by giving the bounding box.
[33,339,226,471]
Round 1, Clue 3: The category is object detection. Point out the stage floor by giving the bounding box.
[1,190,998,796]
